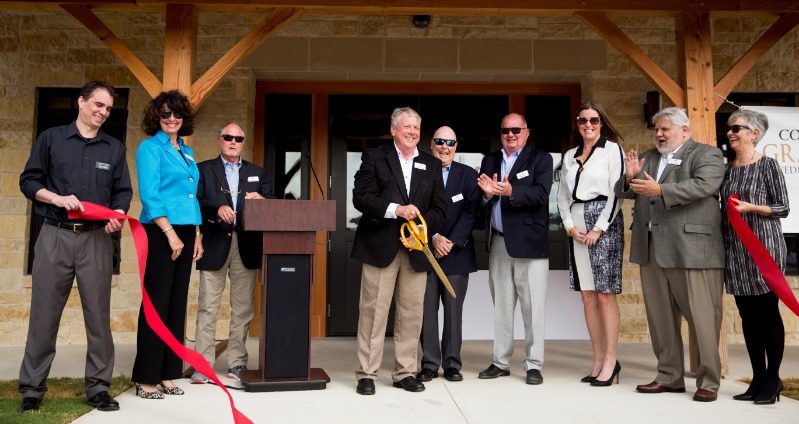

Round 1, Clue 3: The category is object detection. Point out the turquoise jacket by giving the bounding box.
[136,130,201,225]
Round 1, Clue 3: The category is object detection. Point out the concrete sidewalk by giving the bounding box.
[1,339,796,423]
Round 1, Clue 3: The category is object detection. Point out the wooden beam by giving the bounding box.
[60,4,161,98]
[190,7,300,108]
[310,93,329,337]
[574,11,685,108]
[678,10,716,146]
[163,4,197,94]
[714,13,799,111]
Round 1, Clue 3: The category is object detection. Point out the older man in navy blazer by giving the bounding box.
[351,107,448,395]
[192,122,274,384]
[477,113,553,385]
[416,126,480,383]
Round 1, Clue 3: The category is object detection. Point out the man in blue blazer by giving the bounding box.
[192,123,274,383]
[352,107,448,395]
[476,113,553,385]
[416,126,479,383]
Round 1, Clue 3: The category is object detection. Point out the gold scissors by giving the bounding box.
[400,213,456,298]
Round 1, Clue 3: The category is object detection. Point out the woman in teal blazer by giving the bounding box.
[132,90,203,399]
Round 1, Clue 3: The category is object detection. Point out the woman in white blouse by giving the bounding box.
[557,101,626,387]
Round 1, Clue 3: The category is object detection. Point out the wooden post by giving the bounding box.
[677,10,728,377]
[163,4,197,95]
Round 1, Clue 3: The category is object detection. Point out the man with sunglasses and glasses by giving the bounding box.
[192,122,274,384]
[616,107,725,402]
[416,126,480,384]
[476,113,553,385]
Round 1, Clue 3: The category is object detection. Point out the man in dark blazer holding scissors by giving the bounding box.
[416,126,479,383]
[616,107,725,402]
[477,113,553,385]
[351,107,448,395]
[192,122,274,384]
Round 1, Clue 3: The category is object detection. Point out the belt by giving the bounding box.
[44,218,105,233]
[491,228,504,237]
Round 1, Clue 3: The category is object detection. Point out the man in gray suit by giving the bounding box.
[616,107,725,402]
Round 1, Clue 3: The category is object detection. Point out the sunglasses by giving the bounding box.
[220,134,245,143]
[500,127,527,135]
[726,125,751,134]
[433,138,456,146]
[160,110,183,119]
[576,117,601,125]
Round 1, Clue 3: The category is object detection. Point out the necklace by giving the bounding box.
[735,149,755,167]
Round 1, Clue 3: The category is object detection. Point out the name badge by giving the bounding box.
[451,193,464,203]
[668,159,682,165]
[184,153,195,162]
[248,176,259,182]
[516,170,529,179]
[414,162,426,170]
[95,162,110,171]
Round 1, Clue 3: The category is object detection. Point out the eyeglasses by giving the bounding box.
[160,110,183,120]
[500,127,527,135]
[576,117,601,125]
[220,134,245,143]
[433,138,456,146]
[220,185,241,195]
[726,125,751,134]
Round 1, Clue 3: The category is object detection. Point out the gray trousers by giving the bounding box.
[640,238,724,391]
[420,272,469,371]
[488,234,549,372]
[196,232,257,369]
[19,224,114,399]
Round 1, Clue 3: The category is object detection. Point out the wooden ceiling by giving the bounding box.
[0,0,797,15]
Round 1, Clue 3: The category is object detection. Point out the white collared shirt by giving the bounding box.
[385,144,419,219]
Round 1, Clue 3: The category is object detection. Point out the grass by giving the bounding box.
[740,377,799,401]
[0,376,133,424]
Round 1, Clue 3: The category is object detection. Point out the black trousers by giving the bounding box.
[419,272,469,371]
[734,291,785,391]
[132,225,195,384]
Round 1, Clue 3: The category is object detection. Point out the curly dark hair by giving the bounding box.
[141,90,195,137]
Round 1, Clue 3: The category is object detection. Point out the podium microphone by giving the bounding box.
[305,152,326,200]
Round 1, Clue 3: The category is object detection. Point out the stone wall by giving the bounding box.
[0,10,797,348]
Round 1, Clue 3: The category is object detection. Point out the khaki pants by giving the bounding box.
[195,232,257,368]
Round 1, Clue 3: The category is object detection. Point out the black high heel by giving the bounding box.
[754,380,783,405]
[591,361,621,387]
[580,375,598,383]
[733,375,763,401]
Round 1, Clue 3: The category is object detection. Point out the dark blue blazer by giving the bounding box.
[195,157,274,271]
[437,161,479,275]
[351,143,448,272]
[479,145,553,259]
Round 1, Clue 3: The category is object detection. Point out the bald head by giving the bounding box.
[430,126,457,168]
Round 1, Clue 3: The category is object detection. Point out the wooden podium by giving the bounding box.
[239,199,335,392]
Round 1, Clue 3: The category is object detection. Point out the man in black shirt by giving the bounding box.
[18,80,132,413]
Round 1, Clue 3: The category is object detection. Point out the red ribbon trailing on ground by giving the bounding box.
[727,194,799,317]
[69,202,253,424]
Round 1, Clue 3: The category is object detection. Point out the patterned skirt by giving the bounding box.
[568,199,623,293]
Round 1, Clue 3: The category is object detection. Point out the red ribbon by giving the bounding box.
[69,202,253,424]
[727,194,799,317]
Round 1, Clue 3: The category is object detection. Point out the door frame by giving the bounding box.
[253,81,582,337]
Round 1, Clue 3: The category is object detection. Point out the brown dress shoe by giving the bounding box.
[635,381,687,393]
[693,389,718,402]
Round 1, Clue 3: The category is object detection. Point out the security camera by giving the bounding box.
[412,15,431,29]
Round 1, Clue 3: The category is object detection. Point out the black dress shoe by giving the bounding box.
[478,364,510,379]
[444,368,463,382]
[356,378,375,395]
[87,391,120,411]
[416,368,438,382]
[392,376,425,392]
[18,397,41,413]
[526,369,544,385]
